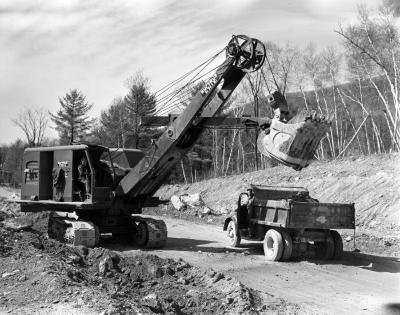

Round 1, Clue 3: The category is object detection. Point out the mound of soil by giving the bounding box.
[0,211,263,315]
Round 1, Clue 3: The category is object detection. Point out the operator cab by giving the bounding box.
[21,144,115,203]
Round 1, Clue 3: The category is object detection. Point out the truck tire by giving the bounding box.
[263,229,284,261]
[227,220,241,247]
[315,232,334,260]
[280,229,293,261]
[324,233,335,260]
[331,230,343,260]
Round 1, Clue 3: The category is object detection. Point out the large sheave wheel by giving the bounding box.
[331,230,343,260]
[227,220,241,247]
[280,229,293,261]
[263,229,284,261]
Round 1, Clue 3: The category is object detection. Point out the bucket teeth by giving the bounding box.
[258,110,330,170]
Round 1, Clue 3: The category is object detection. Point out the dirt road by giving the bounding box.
[110,216,400,315]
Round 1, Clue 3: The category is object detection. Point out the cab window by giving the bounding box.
[25,161,39,183]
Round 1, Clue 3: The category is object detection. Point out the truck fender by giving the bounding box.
[223,216,237,231]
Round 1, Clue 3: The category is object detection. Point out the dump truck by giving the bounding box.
[15,35,331,248]
[223,185,355,261]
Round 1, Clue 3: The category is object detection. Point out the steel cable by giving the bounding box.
[153,46,226,115]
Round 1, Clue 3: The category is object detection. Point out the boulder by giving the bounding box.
[202,207,212,215]
[177,277,188,285]
[142,293,162,312]
[180,193,204,207]
[99,255,114,275]
[171,195,185,211]
[147,264,163,278]
[212,272,224,283]
[75,245,89,257]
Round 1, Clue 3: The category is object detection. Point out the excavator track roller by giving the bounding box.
[48,213,99,247]
[131,217,168,248]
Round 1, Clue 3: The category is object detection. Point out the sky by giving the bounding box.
[0,0,383,144]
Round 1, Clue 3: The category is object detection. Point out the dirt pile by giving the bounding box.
[157,153,400,229]
[0,210,263,314]
[0,197,21,220]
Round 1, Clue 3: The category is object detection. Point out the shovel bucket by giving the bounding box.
[258,112,330,170]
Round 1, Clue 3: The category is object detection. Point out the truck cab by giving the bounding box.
[22,144,115,203]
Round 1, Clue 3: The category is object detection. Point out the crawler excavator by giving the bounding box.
[16,35,335,248]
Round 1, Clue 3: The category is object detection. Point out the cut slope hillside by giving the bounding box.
[156,153,400,229]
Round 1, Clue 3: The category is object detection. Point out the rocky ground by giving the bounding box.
[0,200,269,315]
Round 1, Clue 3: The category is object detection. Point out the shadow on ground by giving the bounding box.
[101,235,262,254]
[384,303,400,315]
[101,235,400,273]
[307,251,400,273]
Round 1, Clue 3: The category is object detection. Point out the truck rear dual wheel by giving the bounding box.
[280,229,293,261]
[331,230,343,260]
[315,230,343,260]
[263,229,293,262]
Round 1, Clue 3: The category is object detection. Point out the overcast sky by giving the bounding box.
[0,0,382,144]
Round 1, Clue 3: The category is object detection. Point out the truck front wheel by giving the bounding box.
[263,229,284,261]
[227,220,241,247]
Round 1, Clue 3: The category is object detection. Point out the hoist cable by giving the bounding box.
[154,48,224,97]
[154,62,223,115]
[153,46,227,115]
[155,52,220,112]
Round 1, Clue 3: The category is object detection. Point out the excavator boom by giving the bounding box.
[117,35,266,199]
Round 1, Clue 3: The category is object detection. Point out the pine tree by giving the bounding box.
[124,72,157,149]
[50,89,95,144]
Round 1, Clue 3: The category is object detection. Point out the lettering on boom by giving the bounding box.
[200,74,218,96]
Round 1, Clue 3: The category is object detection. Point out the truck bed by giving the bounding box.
[289,201,355,229]
[251,199,355,230]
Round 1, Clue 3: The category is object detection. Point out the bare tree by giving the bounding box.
[244,72,263,169]
[320,46,344,157]
[262,42,299,96]
[13,107,48,147]
[336,4,400,151]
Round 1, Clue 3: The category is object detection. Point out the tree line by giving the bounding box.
[2,1,399,186]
